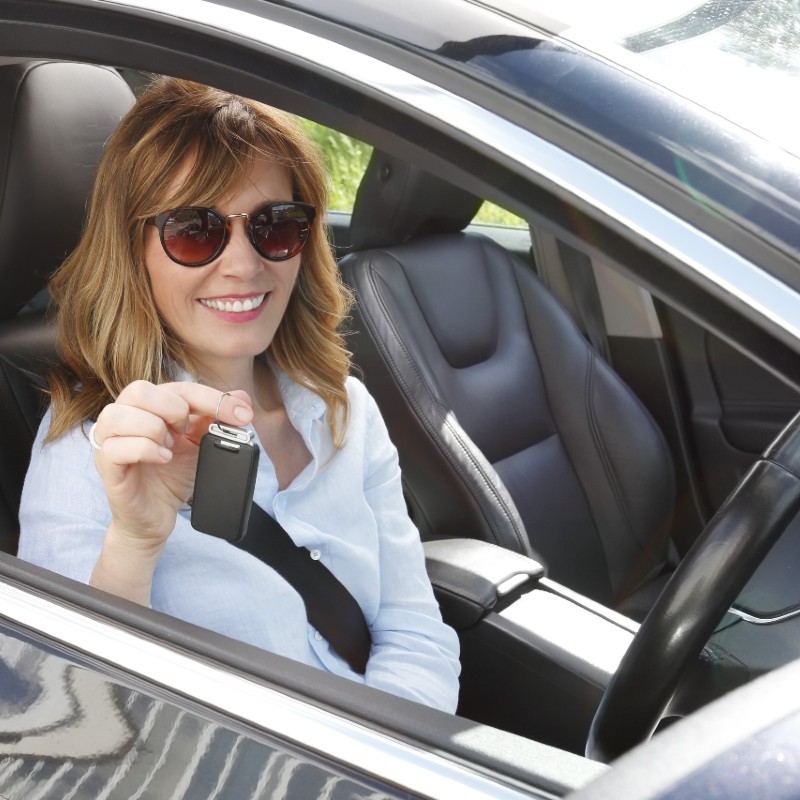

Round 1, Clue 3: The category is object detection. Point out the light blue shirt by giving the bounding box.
[18,368,460,712]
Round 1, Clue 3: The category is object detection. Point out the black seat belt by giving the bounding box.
[235,503,372,674]
[557,240,612,363]
[0,350,372,675]
[529,226,612,363]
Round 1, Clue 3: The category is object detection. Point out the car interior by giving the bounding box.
[339,148,678,620]
[3,57,800,767]
[0,60,138,553]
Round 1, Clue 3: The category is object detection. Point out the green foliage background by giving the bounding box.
[298,118,524,227]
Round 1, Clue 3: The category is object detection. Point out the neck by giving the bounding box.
[192,355,282,414]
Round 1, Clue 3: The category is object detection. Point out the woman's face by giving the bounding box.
[143,155,302,380]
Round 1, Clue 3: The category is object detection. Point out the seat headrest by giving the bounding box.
[0,61,135,321]
[349,150,483,250]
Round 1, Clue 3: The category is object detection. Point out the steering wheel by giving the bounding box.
[586,411,800,763]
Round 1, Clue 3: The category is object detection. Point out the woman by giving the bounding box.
[18,77,460,712]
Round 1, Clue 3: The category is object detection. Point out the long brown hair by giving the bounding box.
[47,77,353,445]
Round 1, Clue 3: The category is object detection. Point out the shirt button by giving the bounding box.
[314,631,323,641]
[309,549,321,561]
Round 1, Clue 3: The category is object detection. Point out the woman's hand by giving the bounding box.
[91,380,253,550]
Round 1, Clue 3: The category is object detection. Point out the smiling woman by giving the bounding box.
[142,156,305,374]
[16,75,460,713]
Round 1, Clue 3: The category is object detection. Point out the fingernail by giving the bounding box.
[158,447,173,461]
[234,406,251,423]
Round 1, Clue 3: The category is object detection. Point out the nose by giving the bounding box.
[217,215,263,278]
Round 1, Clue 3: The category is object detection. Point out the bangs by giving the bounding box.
[159,144,251,211]
[125,82,320,222]
[154,100,301,211]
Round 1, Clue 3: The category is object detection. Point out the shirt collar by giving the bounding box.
[270,360,327,430]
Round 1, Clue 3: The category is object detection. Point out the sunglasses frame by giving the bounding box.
[145,201,317,267]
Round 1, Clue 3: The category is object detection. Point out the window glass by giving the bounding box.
[619,1,800,157]
[473,201,527,228]
[299,119,527,230]
[297,119,373,212]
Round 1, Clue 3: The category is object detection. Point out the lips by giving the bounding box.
[198,293,266,313]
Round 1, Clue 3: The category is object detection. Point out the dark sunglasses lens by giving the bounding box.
[161,208,225,266]
[252,204,311,261]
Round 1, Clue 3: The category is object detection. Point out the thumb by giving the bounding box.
[184,389,253,443]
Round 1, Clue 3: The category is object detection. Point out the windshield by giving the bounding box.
[561,0,800,157]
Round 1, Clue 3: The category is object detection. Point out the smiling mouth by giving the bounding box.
[199,293,267,313]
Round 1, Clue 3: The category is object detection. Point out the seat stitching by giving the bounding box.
[366,260,528,551]
[353,255,531,554]
[584,352,636,556]
[507,256,615,592]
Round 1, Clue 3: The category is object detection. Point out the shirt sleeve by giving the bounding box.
[17,409,110,583]
[359,393,461,712]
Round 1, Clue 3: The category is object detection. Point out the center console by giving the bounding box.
[425,538,637,754]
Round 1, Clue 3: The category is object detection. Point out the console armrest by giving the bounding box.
[424,539,546,630]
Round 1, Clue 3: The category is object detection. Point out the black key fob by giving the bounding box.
[191,423,260,542]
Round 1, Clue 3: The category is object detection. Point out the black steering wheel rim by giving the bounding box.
[586,411,800,763]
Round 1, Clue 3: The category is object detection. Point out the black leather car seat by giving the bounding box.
[0,61,135,554]
[339,152,677,619]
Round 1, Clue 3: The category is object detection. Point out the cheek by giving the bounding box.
[143,230,167,298]
[281,259,303,294]
[143,233,194,329]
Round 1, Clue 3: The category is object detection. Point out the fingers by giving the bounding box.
[162,382,253,428]
[93,404,174,460]
[91,380,253,454]
[99,431,174,466]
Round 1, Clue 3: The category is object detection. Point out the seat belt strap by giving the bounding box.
[557,240,612,363]
[235,502,372,675]
[530,226,611,363]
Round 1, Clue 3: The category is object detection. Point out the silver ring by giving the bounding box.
[216,391,231,425]
[88,422,103,451]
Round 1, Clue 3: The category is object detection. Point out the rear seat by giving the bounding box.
[0,61,134,553]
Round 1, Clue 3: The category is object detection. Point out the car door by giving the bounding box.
[0,553,604,799]
[0,629,393,799]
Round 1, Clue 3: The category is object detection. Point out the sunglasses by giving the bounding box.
[145,202,316,267]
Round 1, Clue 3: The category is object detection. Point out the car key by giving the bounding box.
[191,422,260,542]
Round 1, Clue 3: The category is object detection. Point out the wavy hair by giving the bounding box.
[47,77,353,445]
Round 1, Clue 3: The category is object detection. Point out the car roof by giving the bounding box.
[267,0,800,286]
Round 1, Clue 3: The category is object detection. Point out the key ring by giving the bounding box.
[210,391,251,444]
[216,391,231,425]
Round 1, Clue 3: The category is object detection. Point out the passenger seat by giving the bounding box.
[340,151,677,619]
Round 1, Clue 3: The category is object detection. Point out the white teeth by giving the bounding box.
[200,293,265,313]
